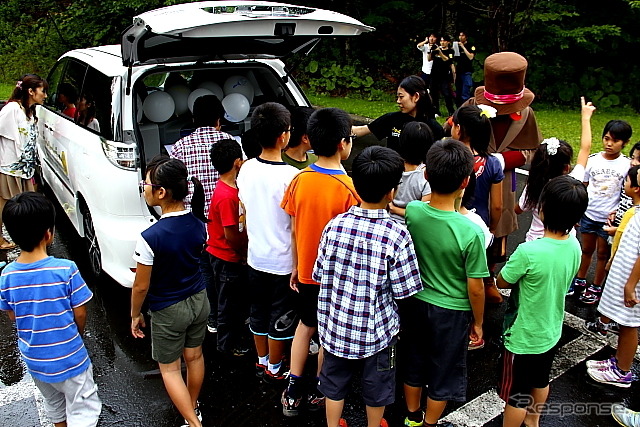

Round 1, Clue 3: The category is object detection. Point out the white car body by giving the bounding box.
[36,2,373,287]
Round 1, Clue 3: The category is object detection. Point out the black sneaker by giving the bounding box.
[255,362,267,378]
[219,346,251,357]
[281,389,302,417]
[583,319,608,337]
[306,390,325,412]
[207,318,218,333]
[263,365,289,384]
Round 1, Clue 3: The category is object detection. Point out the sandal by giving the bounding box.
[0,240,16,250]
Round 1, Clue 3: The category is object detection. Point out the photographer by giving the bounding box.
[455,31,477,106]
[429,35,456,117]
[416,33,439,86]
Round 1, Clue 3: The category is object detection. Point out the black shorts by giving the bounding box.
[402,298,471,402]
[318,339,397,407]
[248,266,298,340]
[297,282,320,328]
[498,347,556,408]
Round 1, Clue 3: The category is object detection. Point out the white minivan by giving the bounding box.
[37,1,373,287]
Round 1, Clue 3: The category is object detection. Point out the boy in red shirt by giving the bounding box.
[206,138,249,356]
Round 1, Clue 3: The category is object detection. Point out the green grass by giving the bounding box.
[0,82,14,100]
[308,93,640,157]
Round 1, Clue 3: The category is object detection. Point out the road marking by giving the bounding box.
[442,311,633,426]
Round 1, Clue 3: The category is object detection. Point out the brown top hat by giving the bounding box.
[474,52,535,115]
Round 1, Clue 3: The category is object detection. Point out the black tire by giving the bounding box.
[81,203,102,279]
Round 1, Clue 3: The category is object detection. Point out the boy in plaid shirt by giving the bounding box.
[313,146,423,427]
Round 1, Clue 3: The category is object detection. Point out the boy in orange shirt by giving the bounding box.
[280,107,360,416]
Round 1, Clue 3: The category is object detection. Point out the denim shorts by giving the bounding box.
[319,338,397,407]
[401,298,471,402]
[579,214,609,240]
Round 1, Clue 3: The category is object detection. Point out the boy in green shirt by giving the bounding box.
[497,175,587,427]
[403,139,487,427]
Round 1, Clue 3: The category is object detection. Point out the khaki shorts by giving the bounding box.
[33,364,101,426]
[150,289,210,364]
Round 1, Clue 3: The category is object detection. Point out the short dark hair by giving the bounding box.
[288,106,315,148]
[2,192,55,252]
[539,175,588,235]
[441,34,452,42]
[307,108,352,157]
[630,141,640,157]
[628,165,640,188]
[240,128,261,159]
[425,139,474,194]
[250,102,291,149]
[352,146,404,203]
[398,121,434,165]
[603,120,632,142]
[210,138,243,174]
[193,95,224,128]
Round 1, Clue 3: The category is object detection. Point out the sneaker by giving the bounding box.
[567,278,587,296]
[609,321,620,335]
[580,285,603,304]
[586,357,617,370]
[468,339,485,351]
[263,365,289,384]
[306,390,325,412]
[309,338,320,356]
[612,403,640,427]
[220,346,251,357]
[404,414,424,426]
[583,319,608,338]
[255,362,267,378]
[281,389,302,417]
[338,419,348,427]
[182,403,203,426]
[207,318,218,333]
[588,364,633,388]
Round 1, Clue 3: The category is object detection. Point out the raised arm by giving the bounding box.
[576,96,595,169]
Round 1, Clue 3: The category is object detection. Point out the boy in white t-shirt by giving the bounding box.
[236,102,300,381]
[575,120,631,304]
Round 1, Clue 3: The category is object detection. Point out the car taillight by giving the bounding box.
[101,139,137,170]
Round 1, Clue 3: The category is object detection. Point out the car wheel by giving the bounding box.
[81,204,102,278]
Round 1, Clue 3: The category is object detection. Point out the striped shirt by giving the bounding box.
[598,214,640,327]
[0,257,93,383]
[313,206,423,359]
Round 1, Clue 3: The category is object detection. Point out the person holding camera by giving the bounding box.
[416,33,439,87]
[455,31,477,106]
[429,35,456,117]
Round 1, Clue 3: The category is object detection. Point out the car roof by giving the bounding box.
[62,45,127,77]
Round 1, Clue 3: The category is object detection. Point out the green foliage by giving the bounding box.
[304,60,381,99]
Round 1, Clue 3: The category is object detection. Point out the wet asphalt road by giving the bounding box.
[1,131,638,427]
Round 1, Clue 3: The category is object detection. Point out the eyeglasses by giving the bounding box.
[345,134,357,143]
[138,180,162,192]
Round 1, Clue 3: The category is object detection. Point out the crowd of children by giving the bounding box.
[2,88,640,427]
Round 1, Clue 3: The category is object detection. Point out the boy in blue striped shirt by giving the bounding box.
[0,192,101,427]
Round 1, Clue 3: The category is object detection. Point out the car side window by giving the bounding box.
[79,67,114,140]
[46,59,87,120]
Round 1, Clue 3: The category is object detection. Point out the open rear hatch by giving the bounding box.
[122,1,374,66]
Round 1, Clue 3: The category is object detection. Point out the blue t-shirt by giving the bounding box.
[470,154,504,225]
[133,211,206,311]
[0,257,93,383]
